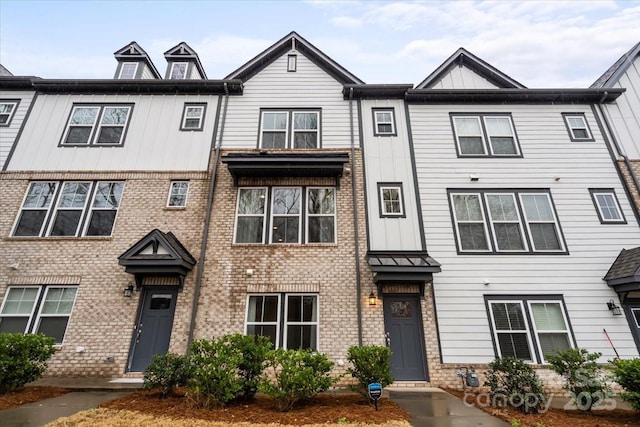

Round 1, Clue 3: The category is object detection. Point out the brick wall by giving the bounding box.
[619,159,640,212]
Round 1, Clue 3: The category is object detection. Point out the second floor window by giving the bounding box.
[562,113,594,141]
[0,100,19,126]
[259,110,320,149]
[180,104,206,130]
[62,104,132,146]
[451,114,520,157]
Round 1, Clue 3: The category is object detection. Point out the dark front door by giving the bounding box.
[383,295,428,381]
[127,287,178,372]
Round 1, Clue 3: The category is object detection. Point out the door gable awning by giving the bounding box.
[368,251,441,285]
[118,229,196,288]
[604,247,640,295]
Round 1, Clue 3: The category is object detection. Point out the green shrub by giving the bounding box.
[610,357,640,411]
[187,337,244,408]
[546,348,610,411]
[259,348,338,411]
[226,333,272,400]
[484,356,547,413]
[143,352,192,397]
[0,333,56,394]
[346,345,393,399]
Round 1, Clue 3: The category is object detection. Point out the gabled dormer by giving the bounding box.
[416,47,526,89]
[164,42,207,80]
[113,41,161,80]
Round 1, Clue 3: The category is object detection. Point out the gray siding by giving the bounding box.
[429,65,499,89]
[0,90,35,169]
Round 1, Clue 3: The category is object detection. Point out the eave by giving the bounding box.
[343,84,414,99]
[0,76,41,90]
[405,88,624,104]
[29,79,244,95]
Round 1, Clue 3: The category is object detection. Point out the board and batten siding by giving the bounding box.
[360,99,422,251]
[0,90,36,169]
[222,49,357,150]
[601,55,640,159]
[6,93,219,171]
[428,66,499,89]
[409,103,640,363]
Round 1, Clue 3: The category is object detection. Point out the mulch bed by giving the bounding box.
[0,386,71,410]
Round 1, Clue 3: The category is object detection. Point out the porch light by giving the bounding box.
[124,282,134,298]
[607,299,622,316]
[368,291,377,306]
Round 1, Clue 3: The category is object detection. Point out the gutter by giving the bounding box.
[349,87,363,346]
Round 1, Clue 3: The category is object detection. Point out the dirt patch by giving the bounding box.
[444,388,640,427]
[0,386,71,410]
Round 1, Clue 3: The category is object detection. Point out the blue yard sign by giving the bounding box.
[368,382,383,411]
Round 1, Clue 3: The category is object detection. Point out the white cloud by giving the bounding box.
[332,16,363,28]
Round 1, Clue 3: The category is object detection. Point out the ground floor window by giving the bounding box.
[245,293,318,350]
[0,286,78,344]
[486,295,573,364]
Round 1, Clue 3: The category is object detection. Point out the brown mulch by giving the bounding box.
[444,388,640,427]
[0,386,71,410]
[100,389,411,425]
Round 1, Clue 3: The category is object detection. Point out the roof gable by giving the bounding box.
[604,247,640,282]
[225,31,364,85]
[113,41,161,79]
[416,48,526,89]
[592,41,640,88]
[164,42,207,79]
[0,64,13,77]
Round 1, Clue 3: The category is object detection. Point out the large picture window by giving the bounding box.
[0,286,78,345]
[259,110,320,149]
[13,181,124,237]
[451,114,520,157]
[61,104,133,146]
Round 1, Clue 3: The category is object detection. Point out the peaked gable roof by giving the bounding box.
[164,42,207,79]
[225,31,364,85]
[604,247,640,283]
[416,47,526,89]
[113,41,162,79]
[592,41,640,88]
[0,64,13,77]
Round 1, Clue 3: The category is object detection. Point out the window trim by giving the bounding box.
[485,295,575,364]
[257,108,322,149]
[372,108,397,136]
[0,286,43,334]
[448,189,567,255]
[118,62,139,79]
[450,113,522,158]
[0,99,20,127]
[233,187,268,244]
[589,188,626,224]
[377,182,406,218]
[269,187,302,244]
[180,103,207,131]
[59,104,134,147]
[244,294,281,349]
[169,62,189,79]
[287,54,297,72]
[562,113,594,142]
[167,181,190,208]
[484,192,528,252]
[283,293,319,350]
[306,187,337,244]
[46,181,92,237]
[12,181,59,237]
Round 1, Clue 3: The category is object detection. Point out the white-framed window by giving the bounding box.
[61,104,132,145]
[0,100,19,126]
[167,181,190,207]
[13,181,124,237]
[180,103,206,131]
[378,183,404,217]
[245,294,318,350]
[562,113,593,141]
[0,286,78,345]
[118,62,138,79]
[373,108,396,136]
[449,190,565,254]
[234,186,336,244]
[259,110,320,149]
[169,62,188,79]
[589,189,625,224]
[287,54,297,72]
[451,114,520,156]
[487,297,573,364]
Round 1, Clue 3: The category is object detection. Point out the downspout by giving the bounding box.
[349,87,363,346]
[187,82,230,353]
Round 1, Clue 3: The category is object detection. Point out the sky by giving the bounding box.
[1,0,639,88]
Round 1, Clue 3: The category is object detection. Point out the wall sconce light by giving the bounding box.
[368,291,377,306]
[607,299,622,316]
[124,282,134,298]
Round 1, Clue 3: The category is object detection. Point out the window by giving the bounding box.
[487,296,573,363]
[118,62,138,79]
[451,114,520,156]
[61,104,132,146]
[287,54,297,72]
[0,286,78,345]
[13,181,124,237]
[589,189,625,224]
[378,183,405,217]
[259,110,320,149]
[234,186,335,244]
[169,62,188,79]
[373,108,396,136]
[0,100,19,126]
[449,190,565,254]
[180,103,206,131]
[245,294,318,350]
[167,181,189,207]
[562,113,593,141]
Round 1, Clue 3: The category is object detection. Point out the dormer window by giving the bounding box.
[118,62,138,79]
[170,62,188,79]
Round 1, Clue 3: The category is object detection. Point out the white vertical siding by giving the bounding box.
[409,103,640,363]
[0,90,36,169]
[6,93,219,171]
[140,65,156,80]
[222,49,356,149]
[361,99,422,251]
[429,66,499,89]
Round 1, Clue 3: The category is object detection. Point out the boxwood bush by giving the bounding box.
[0,333,56,394]
[484,356,547,413]
[610,357,640,411]
[347,345,393,399]
[143,352,192,397]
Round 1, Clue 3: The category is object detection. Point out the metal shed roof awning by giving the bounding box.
[367,251,441,285]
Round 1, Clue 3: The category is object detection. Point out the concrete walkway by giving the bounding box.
[388,388,511,427]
